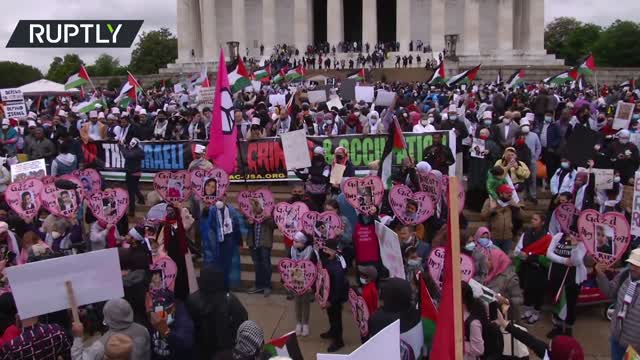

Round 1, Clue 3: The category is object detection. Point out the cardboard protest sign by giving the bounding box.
[315,267,330,308]
[301,211,344,243]
[470,138,486,158]
[307,90,328,103]
[4,103,26,118]
[6,248,124,319]
[427,246,475,290]
[388,185,435,225]
[154,171,192,204]
[196,87,216,111]
[190,168,229,205]
[613,101,635,130]
[348,288,370,337]
[278,259,317,296]
[269,94,286,107]
[71,169,102,198]
[375,221,405,279]
[592,168,615,190]
[578,209,631,266]
[355,86,375,103]
[417,170,444,204]
[150,255,178,292]
[631,172,640,237]
[281,130,311,170]
[317,320,400,360]
[273,202,309,239]
[326,96,343,110]
[87,189,129,226]
[554,203,581,236]
[0,88,24,102]
[237,189,275,223]
[340,79,357,101]
[374,90,396,107]
[40,178,84,219]
[5,179,43,221]
[10,159,46,182]
[329,164,346,186]
[342,176,384,214]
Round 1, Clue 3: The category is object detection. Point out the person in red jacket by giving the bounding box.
[357,265,379,316]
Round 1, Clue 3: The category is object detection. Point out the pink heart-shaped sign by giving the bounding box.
[40,181,84,219]
[150,255,178,292]
[5,179,43,221]
[348,288,370,337]
[41,176,56,185]
[190,168,230,205]
[341,176,384,214]
[578,209,631,266]
[554,203,581,236]
[442,176,465,212]
[87,188,129,226]
[278,259,318,296]
[389,185,435,225]
[71,169,102,198]
[316,267,330,308]
[427,246,475,290]
[273,202,310,239]
[418,171,444,204]
[154,171,192,204]
[301,211,344,241]
[237,189,275,223]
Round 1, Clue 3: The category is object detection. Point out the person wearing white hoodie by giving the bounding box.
[363,111,384,135]
[412,113,436,133]
[51,141,78,176]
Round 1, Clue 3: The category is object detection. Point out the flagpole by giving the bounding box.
[82,65,98,94]
[448,177,464,359]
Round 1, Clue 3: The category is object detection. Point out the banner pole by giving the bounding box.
[65,281,80,324]
[448,176,463,359]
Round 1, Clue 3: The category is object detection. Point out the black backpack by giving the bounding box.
[464,315,504,360]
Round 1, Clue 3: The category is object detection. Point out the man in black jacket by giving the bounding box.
[119,138,146,215]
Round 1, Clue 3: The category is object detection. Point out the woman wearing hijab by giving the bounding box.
[332,146,355,178]
[467,128,501,211]
[484,248,523,322]
[295,147,330,211]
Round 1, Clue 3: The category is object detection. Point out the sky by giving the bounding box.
[1,0,639,73]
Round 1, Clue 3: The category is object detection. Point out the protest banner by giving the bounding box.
[632,172,640,237]
[342,176,384,214]
[388,185,435,225]
[5,178,43,221]
[375,221,405,279]
[71,168,102,198]
[470,138,486,158]
[196,87,215,110]
[374,90,395,107]
[578,209,631,266]
[278,259,317,296]
[273,201,309,239]
[269,94,286,107]
[613,101,635,130]
[237,189,275,223]
[326,96,343,110]
[593,168,615,190]
[317,320,400,360]
[281,129,311,170]
[427,246,475,289]
[355,86,375,103]
[10,158,46,182]
[301,211,343,242]
[0,88,24,102]
[190,167,230,205]
[153,170,192,204]
[87,189,129,226]
[4,102,27,118]
[40,178,84,219]
[6,248,124,319]
[307,89,328,103]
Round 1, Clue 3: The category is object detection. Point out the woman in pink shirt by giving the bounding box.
[462,281,485,360]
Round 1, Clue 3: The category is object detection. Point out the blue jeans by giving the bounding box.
[251,246,272,289]
[610,337,626,360]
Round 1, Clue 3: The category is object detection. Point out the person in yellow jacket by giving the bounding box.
[494,147,531,192]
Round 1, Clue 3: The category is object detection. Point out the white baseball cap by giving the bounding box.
[194,144,206,154]
[483,111,493,120]
[89,111,98,118]
[139,109,147,115]
[111,107,121,115]
[98,112,105,119]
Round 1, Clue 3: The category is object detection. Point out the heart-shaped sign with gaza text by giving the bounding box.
[554,203,581,236]
[316,267,331,308]
[348,288,370,337]
[341,176,384,214]
[442,176,465,212]
[237,189,275,223]
[417,170,444,204]
[190,168,230,205]
[40,179,84,219]
[427,246,475,290]
[578,209,631,266]
[154,171,192,204]
[278,259,318,296]
[5,179,43,221]
[273,202,310,239]
[389,184,435,225]
[87,188,129,226]
[71,169,102,198]
[301,211,344,241]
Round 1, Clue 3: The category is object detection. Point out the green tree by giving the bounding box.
[91,54,120,77]
[593,20,640,67]
[129,28,177,75]
[0,61,43,88]
[46,54,84,83]
[106,77,124,91]
[545,17,583,56]
[545,17,602,66]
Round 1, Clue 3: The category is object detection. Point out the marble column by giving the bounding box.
[462,0,480,55]
[527,0,545,53]
[362,0,377,48]
[327,0,343,47]
[232,0,246,56]
[396,0,411,52]
[294,0,310,53]
[496,0,514,52]
[430,0,445,53]
[177,0,203,62]
[200,0,217,60]
[262,0,275,55]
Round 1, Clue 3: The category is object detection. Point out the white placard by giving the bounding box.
[326,96,343,110]
[330,164,346,186]
[593,168,615,190]
[307,90,328,103]
[10,159,46,182]
[374,90,396,107]
[317,320,400,360]
[6,249,124,319]
[613,101,635,130]
[375,221,405,280]
[269,94,286,107]
[470,138,486,158]
[4,102,26,118]
[355,86,375,103]
[0,88,23,102]
[173,83,185,94]
[631,172,640,237]
[281,129,311,170]
[196,87,216,110]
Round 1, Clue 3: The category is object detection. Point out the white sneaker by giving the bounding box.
[295,324,302,335]
[302,324,309,337]
[527,312,539,324]
[521,309,533,320]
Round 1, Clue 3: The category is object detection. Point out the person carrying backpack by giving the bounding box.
[462,281,503,360]
[51,141,78,176]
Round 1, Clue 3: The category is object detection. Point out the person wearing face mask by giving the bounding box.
[495,147,531,192]
[397,224,429,267]
[0,119,18,157]
[468,128,501,211]
[321,112,339,136]
[43,214,82,254]
[403,246,424,306]
[437,104,469,177]
[481,184,523,254]
[495,111,520,150]
[484,247,523,322]
[147,289,195,360]
[332,146,355,178]
[363,111,384,135]
[605,129,640,184]
[477,110,494,133]
[342,113,363,134]
[550,157,576,198]
[423,133,455,175]
[518,115,542,204]
[295,147,330,211]
[152,114,172,141]
[540,110,562,182]
[412,114,436,133]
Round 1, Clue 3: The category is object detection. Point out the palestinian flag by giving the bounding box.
[115,73,141,107]
[621,79,636,90]
[428,61,446,84]
[347,68,366,81]
[553,287,567,321]
[507,69,525,88]
[228,56,252,93]
[418,271,438,345]
[272,69,286,83]
[577,53,596,76]
[543,68,578,85]
[625,346,640,360]
[65,65,90,90]
[253,64,271,81]
[286,65,305,81]
[73,95,103,114]
[191,66,210,88]
[378,108,406,190]
[264,331,303,360]
[446,64,481,87]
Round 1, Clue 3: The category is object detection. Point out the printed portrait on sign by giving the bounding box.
[20,191,35,212]
[167,179,183,199]
[595,224,615,256]
[203,177,218,197]
[358,186,373,208]
[57,191,76,212]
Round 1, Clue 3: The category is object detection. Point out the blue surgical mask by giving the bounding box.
[465,242,476,251]
[449,115,458,121]
[484,120,492,127]
[633,114,640,121]
[407,258,422,266]
[544,116,553,123]
[478,237,492,247]
[561,161,570,169]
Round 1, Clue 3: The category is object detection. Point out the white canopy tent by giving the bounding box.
[18,79,80,97]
